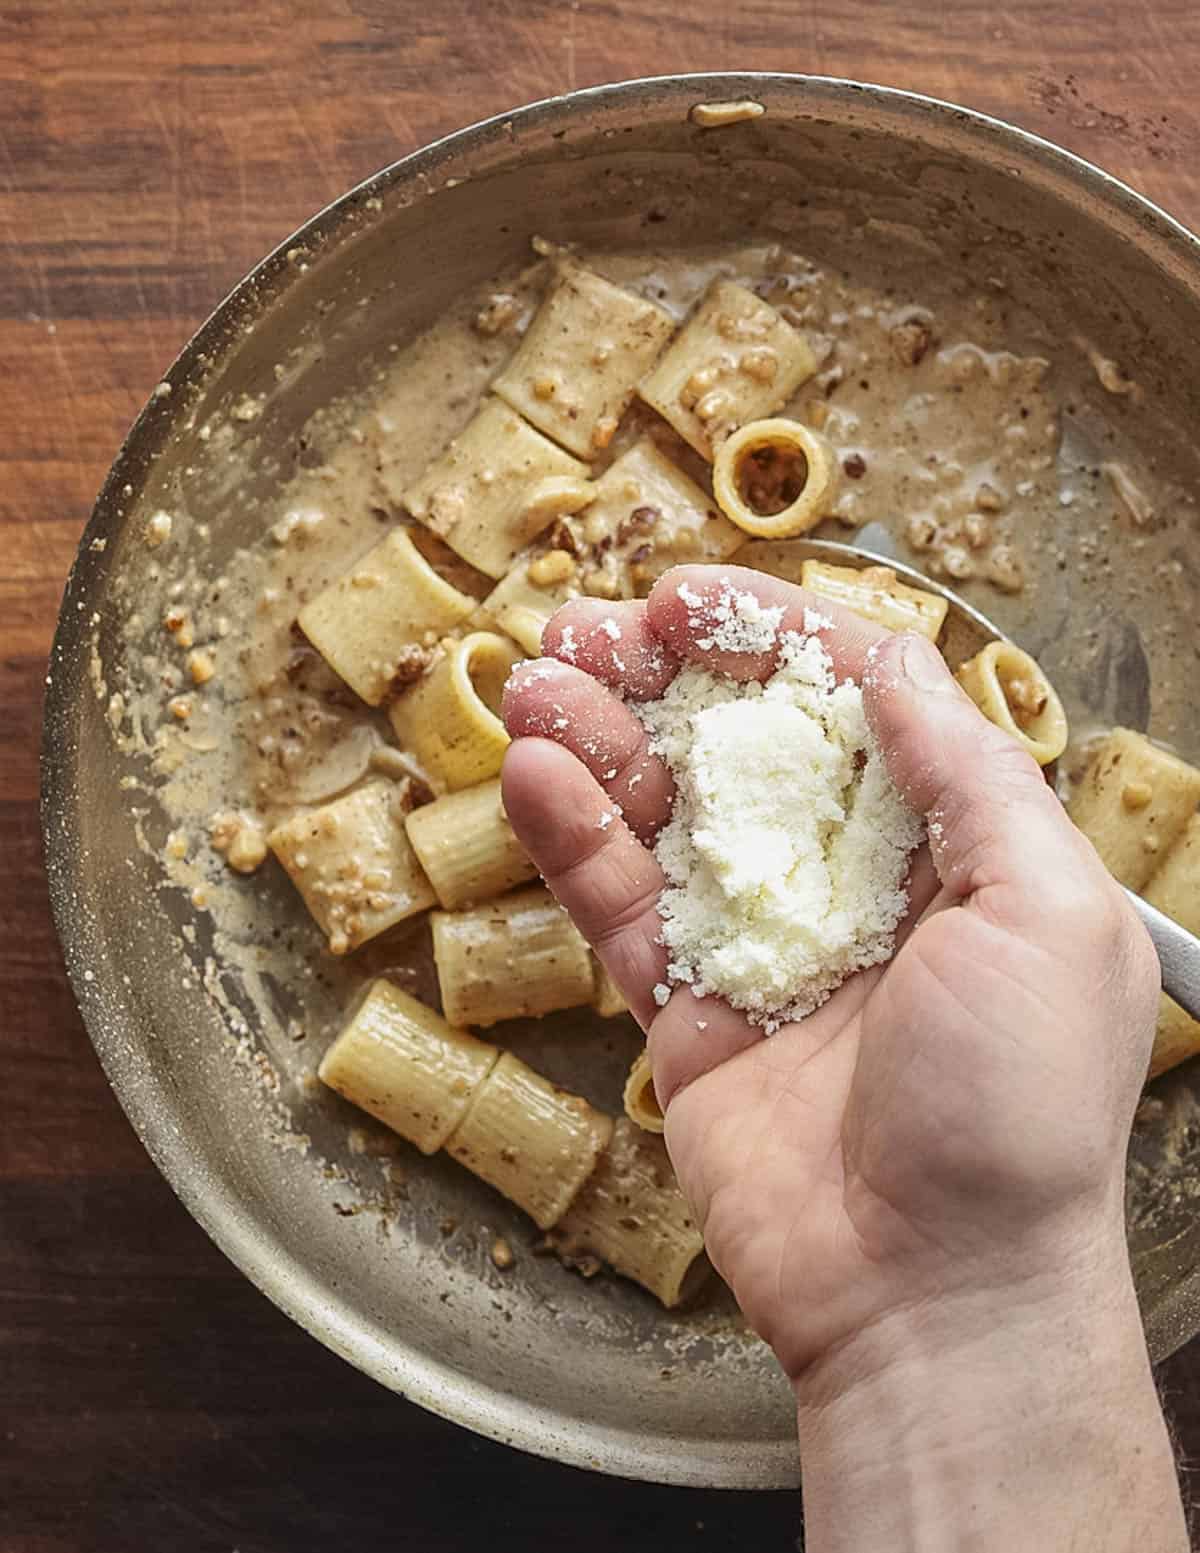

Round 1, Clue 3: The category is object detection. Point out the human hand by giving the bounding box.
[503,565,1185,1551]
[502,564,1156,1375]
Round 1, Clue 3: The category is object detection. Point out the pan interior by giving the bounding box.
[43,77,1200,1487]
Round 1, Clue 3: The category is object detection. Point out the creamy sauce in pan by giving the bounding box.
[93,234,1197,1278]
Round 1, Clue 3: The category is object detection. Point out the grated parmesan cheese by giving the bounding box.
[636,610,922,1028]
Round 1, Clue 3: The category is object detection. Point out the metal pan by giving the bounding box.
[42,74,1200,1488]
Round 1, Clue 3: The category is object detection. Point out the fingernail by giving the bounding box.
[900,633,952,693]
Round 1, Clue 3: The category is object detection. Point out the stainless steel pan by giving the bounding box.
[42,74,1200,1488]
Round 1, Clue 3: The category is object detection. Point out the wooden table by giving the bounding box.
[5,3,1200,1547]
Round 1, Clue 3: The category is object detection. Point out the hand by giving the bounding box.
[503,563,1155,1371]
[503,565,1186,1551]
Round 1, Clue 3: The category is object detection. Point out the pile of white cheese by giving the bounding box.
[636,585,923,1029]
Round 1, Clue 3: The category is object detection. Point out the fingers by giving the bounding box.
[542,597,679,699]
[502,659,674,842]
[861,631,1117,932]
[500,738,668,1029]
[645,563,891,684]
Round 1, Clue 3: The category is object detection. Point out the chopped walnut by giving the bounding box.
[890,319,932,366]
[211,810,268,874]
[393,774,435,813]
[739,346,779,382]
[581,565,620,599]
[590,415,619,452]
[616,505,660,544]
[187,649,216,684]
[473,292,520,336]
[961,512,991,550]
[546,517,584,557]
[905,513,938,551]
[490,1236,515,1270]
[1004,674,1047,728]
[527,548,578,586]
[974,481,1007,512]
[940,544,974,581]
[387,643,435,691]
[164,607,194,649]
[985,544,1025,593]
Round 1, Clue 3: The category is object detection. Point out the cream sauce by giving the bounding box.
[91,234,1195,1259]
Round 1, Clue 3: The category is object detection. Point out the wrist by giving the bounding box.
[794,1238,1186,1552]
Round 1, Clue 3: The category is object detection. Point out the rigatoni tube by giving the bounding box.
[318,980,498,1154]
[552,1119,708,1307]
[431,884,595,1028]
[1068,729,1200,891]
[389,630,522,793]
[267,782,435,955]
[1144,814,1200,1078]
[622,1047,664,1134]
[955,640,1067,767]
[445,1051,613,1229]
[713,418,838,539]
[801,558,948,642]
[591,958,629,1019]
[296,527,474,706]
[404,779,537,910]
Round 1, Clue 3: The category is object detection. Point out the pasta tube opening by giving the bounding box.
[955,640,1068,767]
[622,1047,665,1134]
[713,418,837,538]
[460,631,514,720]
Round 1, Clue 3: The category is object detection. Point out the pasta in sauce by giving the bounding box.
[119,235,1198,1310]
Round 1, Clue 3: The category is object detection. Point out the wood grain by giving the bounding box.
[4,2,1200,1547]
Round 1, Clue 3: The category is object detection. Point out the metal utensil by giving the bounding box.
[742,536,1200,1024]
[41,75,1200,1487]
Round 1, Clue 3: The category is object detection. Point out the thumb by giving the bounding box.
[862,631,1110,930]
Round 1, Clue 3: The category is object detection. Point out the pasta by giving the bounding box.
[318,979,498,1154]
[193,234,1195,1317]
[591,959,629,1018]
[267,782,435,954]
[475,549,581,655]
[1150,997,1200,1081]
[638,278,817,459]
[403,397,593,578]
[955,640,1068,767]
[801,558,949,642]
[551,1119,708,1306]
[492,259,675,459]
[622,1047,665,1134]
[1142,811,1200,930]
[445,1050,613,1228]
[430,884,596,1028]
[388,631,521,792]
[1144,814,1200,1077]
[1068,729,1200,890]
[561,435,743,598]
[404,778,537,910]
[712,417,838,538]
[296,527,475,706]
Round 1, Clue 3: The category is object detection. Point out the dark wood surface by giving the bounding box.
[5,3,1200,1547]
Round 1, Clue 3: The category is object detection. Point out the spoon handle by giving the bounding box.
[1126,889,1200,1022]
